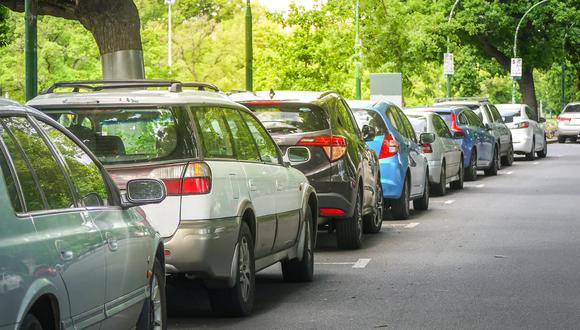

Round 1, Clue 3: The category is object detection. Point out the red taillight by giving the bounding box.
[298,135,347,162]
[450,112,464,132]
[164,250,171,256]
[320,208,345,216]
[557,116,571,122]
[156,162,212,196]
[514,121,530,129]
[379,134,399,159]
[421,143,433,154]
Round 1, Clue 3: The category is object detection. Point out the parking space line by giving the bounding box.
[444,199,455,205]
[405,222,420,229]
[533,162,539,165]
[352,258,371,268]
[476,184,485,188]
[506,171,513,175]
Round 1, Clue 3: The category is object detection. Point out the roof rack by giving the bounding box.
[41,80,221,94]
[434,97,489,103]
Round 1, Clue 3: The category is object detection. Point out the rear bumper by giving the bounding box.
[379,158,405,199]
[510,128,533,153]
[164,217,240,288]
[316,183,354,222]
[557,124,580,137]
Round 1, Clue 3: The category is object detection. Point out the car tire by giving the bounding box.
[501,144,514,166]
[431,162,446,196]
[209,222,255,317]
[537,137,548,158]
[137,257,167,330]
[391,176,410,220]
[558,136,567,143]
[20,313,43,330]
[336,190,363,249]
[464,150,478,181]
[571,137,578,142]
[484,147,499,176]
[413,169,430,211]
[281,205,314,282]
[525,140,536,161]
[450,159,464,190]
[363,182,383,234]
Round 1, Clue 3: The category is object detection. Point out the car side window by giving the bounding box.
[386,107,400,131]
[433,115,452,138]
[458,112,470,126]
[0,139,24,213]
[36,119,110,207]
[396,109,417,143]
[223,109,261,162]
[192,107,235,159]
[240,112,281,165]
[0,116,74,212]
[489,105,504,123]
[525,107,536,121]
[335,100,356,133]
[466,110,484,128]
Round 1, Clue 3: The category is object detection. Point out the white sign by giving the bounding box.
[444,53,454,75]
[165,0,176,4]
[511,58,522,78]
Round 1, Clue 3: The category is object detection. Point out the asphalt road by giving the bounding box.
[168,143,580,329]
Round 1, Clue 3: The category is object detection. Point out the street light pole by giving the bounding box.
[165,0,175,74]
[445,0,460,98]
[354,0,362,100]
[245,0,253,92]
[512,0,549,104]
[25,0,37,101]
[561,23,574,111]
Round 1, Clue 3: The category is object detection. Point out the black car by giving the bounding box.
[233,91,382,249]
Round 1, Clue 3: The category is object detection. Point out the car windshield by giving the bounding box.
[564,104,580,113]
[352,109,388,135]
[407,115,428,133]
[243,103,329,134]
[44,107,192,164]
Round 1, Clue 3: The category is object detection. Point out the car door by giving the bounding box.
[433,115,461,176]
[489,105,511,154]
[34,118,151,329]
[0,115,107,329]
[465,110,493,165]
[525,106,543,147]
[394,107,425,197]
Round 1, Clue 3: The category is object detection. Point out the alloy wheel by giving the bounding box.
[374,184,384,227]
[239,237,252,302]
[151,272,163,330]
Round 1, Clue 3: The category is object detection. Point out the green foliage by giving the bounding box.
[0,5,13,47]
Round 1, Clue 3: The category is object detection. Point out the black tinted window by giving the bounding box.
[396,109,417,143]
[353,110,388,135]
[241,112,280,165]
[525,107,537,121]
[434,112,452,126]
[36,120,110,207]
[458,112,470,126]
[465,110,484,128]
[223,109,261,162]
[244,103,329,134]
[433,115,452,138]
[0,140,23,213]
[0,117,74,211]
[192,107,235,159]
[564,104,580,113]
[335,100,357,133]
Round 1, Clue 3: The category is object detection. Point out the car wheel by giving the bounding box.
[450,159,464,190]
[413,169,430,211]
[558,136,567,143]
[537,137,548,158]
[209,222,255,316]
[431,162,446,196]
[501,144,514,166]
[464,150,478,181]
[391,176,410,220]
[484,148,499,176]
[20,313,43,330]
[137,257,167,330]
[571,137,578,142]
[525,139,536,161]
[363,182,383,234]
[336,190,363,249]
[282,205,314,282]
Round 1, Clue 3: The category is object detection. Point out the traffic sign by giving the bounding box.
[444,53,454,75]
[511,58,522,78]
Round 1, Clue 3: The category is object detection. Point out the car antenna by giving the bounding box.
[269,89,275,100]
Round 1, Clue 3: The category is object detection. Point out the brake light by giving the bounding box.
[450,112,464,132]
[514,121,530,129]
[153,162,212,196]
[379,134,399,159]
[557,116,571,122]
[421,143,433,154]
[320,208,345,216]
[298,135,347,162]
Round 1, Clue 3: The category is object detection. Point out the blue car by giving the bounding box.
[349,100,429,220]
[408,106,498,180]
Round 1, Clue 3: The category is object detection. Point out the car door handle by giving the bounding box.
[105,232,119,252]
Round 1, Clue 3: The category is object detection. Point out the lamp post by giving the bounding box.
[245,0,253,92]
[562,22,575,111]
[165,0,175,73]
[512,0,549,104]
[354,0,362,100]
[25,0,37,101]
[445,0,460,98]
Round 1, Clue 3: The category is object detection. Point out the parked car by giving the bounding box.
[28,80,318,317]
[408,106,497,180]
[347,100,430,220]
[0,98,167,330]
[232,91,381,249]
[434,97,514,166]
[557,102,580,143]
[405,111,464,195]
[496,103,547,160]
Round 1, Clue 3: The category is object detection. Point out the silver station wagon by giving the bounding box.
[0,98,167,330]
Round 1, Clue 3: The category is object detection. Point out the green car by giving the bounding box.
[0,98,168,330]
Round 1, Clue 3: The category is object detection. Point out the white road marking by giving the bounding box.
[533,162,539,165]
[315,262,355,265]
[476,184,485,188]
[506,171,513,175]
[405,222,420,229]
[444,199,456,205]
[352,258,371,268]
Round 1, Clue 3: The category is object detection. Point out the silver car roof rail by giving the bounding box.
[41,80,221,94]
[434,96,489,103]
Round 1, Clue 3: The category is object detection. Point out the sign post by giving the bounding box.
[511,58,522,104]
[444,53,454,98]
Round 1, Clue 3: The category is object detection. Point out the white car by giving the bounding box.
[496,104,547,160]
[557,102,580,143]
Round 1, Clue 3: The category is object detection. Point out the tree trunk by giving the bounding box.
[0,0,145,79]
[518,68,538,112]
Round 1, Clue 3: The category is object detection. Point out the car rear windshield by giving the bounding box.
[564,104,580,113]
[353,109,388,135]
[499,110,521,123]
[408,116,428,133]
[44,107,195,165]
[242,103,329,134]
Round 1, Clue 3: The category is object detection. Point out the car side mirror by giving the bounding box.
[539,117,546,123]
[362,125,377,142]
[484,123,493,131]
[419,132,436,144]
[123,179,167,208]
[453,131,464,139]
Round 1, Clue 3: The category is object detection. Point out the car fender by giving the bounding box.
[296,183,317,260]
[16,278,70,328]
